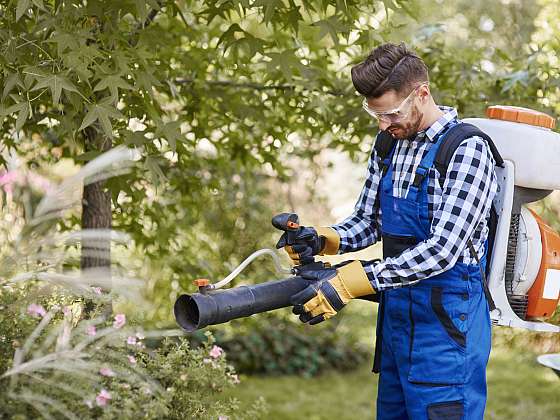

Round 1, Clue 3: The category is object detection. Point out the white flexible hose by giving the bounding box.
[210,248,293,290]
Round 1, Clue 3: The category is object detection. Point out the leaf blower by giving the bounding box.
[174,213,377,332]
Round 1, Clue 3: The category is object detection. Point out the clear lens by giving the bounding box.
[362,100,409,123]
[361,83,426,123]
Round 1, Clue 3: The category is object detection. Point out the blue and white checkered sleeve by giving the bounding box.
[364,135,497,290]
[331,145,382,253]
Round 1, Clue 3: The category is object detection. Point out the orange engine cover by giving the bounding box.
[526,209,560,319]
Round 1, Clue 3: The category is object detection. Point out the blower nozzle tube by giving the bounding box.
[174,276,309,332]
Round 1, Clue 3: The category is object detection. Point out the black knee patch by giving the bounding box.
[427,400,464,420]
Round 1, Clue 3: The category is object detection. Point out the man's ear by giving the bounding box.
[419,84,431,103]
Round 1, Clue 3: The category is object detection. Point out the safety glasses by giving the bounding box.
[362,83,428,123]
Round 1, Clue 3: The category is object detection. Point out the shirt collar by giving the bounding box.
[416,106,458,143]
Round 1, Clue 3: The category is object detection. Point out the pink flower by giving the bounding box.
[218,416,229,420]
[113,313,126,329]
[128,355,137,364]
[86,325,97,336]
[96,389,111,407]
[0,170,21,194]
[209,345,223,359]
[62,306,71,316]
[127,336,137,345]
[99,367,115,377]
[203,358,212,364]
[27,303,46,318]
[92,287,103,295]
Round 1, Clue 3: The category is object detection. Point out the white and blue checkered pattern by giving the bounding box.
[332,107,498,290]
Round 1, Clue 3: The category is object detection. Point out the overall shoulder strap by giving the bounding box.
[434,122,504,188]
[374,130,396,177]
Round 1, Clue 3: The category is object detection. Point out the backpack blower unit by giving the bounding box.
[174,105,560,334]
[466,106,560,333]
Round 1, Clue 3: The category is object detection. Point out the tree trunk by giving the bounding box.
[82,127,112,315]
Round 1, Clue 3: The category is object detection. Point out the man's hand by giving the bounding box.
[291,260,375,325]
[275,226,340,266]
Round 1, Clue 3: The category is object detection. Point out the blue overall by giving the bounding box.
[375,126,492,420]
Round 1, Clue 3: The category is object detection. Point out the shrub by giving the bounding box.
[0,287,266,419]
[200,312,371,377]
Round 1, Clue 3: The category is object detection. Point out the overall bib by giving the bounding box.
[375,125,492,420]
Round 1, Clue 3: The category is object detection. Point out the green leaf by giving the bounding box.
[96,106,114,138]
[217,23,244,50]
[93,75,133,101]
[253,0,282,25]
[266,50,303,81]
[78,100,125,137]
[311,16,348,45]
[136,70,161,91]
[15,102,29,132]
[145,156,167,185]
[47,33,80,56]
[156,121,182,152]
[2,73,20,101]
[16,0,31,22]
[32,75,79,104]
[78,106,99,132]
[125,131,149,146]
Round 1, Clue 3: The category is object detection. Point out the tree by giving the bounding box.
[0,0,415,297]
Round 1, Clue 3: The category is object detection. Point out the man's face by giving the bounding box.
[365,86,427,140]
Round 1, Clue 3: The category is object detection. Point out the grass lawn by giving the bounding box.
[221,349,560,419]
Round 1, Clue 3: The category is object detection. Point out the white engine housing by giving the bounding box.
[481,159,559,332]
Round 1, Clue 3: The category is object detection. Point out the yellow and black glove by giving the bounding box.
[291,260,376,325]
[276,226,340,266]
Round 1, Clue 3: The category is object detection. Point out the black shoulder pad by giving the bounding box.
[374,130,396,175]
[374,130,395,160]
[435,123,504,188]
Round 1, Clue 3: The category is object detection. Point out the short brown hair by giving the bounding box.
[351,42,428,98]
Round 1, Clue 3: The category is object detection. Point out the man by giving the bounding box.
[278,43,499,419]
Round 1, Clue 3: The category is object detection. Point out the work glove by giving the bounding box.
[291,260,376,325]
[276,226,340,266]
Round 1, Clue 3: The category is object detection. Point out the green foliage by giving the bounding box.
[205,313,370,377]
[0,0,417,253]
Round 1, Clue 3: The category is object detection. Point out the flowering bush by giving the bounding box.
[0,287,266,419]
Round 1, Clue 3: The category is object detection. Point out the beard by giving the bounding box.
[386,105,424,140]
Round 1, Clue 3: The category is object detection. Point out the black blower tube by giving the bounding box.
[174,276,378,332]
[174,276,307,332]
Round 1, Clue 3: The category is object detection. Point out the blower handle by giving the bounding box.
[272,212,301,246]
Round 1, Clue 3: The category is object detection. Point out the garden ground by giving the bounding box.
[222,349,560,419]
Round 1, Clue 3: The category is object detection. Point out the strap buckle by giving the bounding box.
[412,166,429,188]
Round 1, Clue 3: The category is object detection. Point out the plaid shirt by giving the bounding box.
[332,107,498,291]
